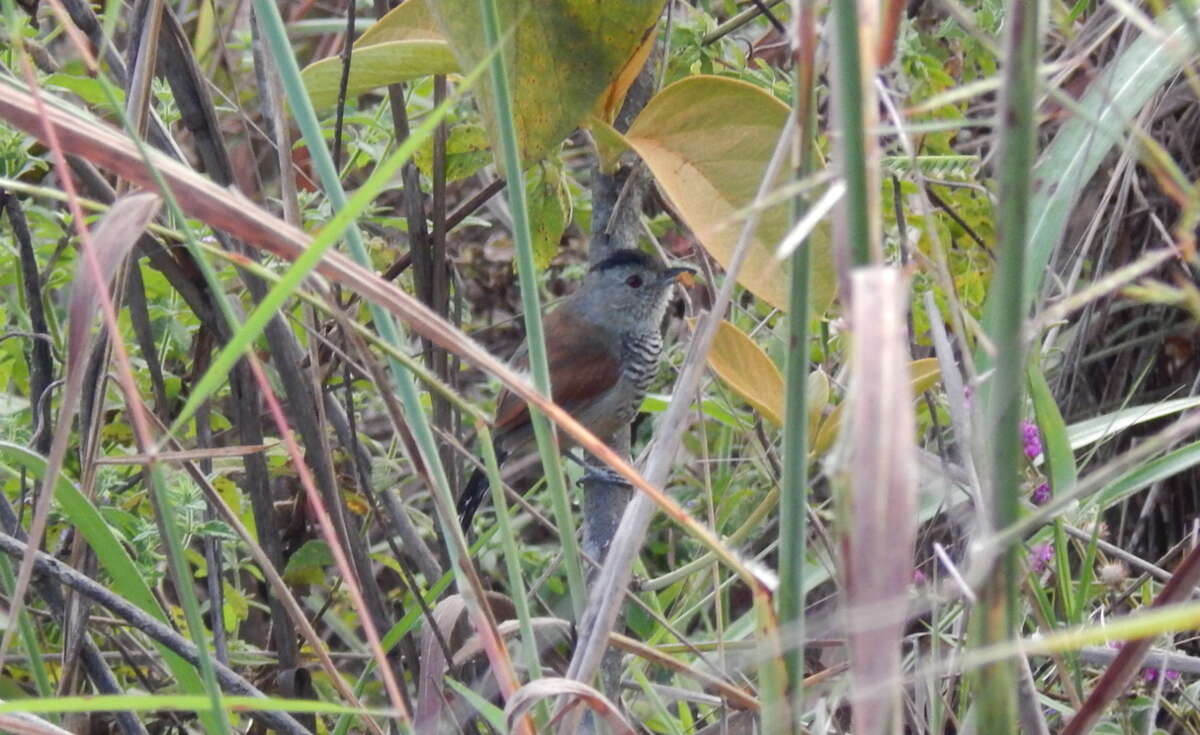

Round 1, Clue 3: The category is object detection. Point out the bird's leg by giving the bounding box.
[563,449,627,485]
[579,429,634,570]
[580,463,628,486]
[563,449,590,472]
[577,428,635,735]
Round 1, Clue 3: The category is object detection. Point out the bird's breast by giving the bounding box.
[621,331,663,397]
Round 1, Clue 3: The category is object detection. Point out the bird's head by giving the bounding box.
[577,249,694,330]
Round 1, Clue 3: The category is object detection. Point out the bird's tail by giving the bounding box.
[457,447,507,532]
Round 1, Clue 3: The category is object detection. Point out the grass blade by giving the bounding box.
[974,0,1041,729]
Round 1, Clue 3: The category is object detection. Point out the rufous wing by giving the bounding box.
[493,306,621,436]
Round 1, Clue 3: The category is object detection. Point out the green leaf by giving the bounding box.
[300,40,459,109]
[414,123,491,182]
[588,115,631,173]
[429,0,666,165]
[45,73,125,111]
[880,154,979,179]
[355,0,442,45]
[282,540,334,585]
[525,159,570,268]
[222,581,250,632]
[1028,361,1077,492]
[640,393,743,429]
[444,676,507,731]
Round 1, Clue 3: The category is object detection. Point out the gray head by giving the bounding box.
[573,249,693,331]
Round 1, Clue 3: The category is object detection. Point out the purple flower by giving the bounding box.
[1029,543,1054,573]
[1145,667,1181,683]
[912,568,927,585]
[1031,482,1051,506]
[1021,420,1043,459]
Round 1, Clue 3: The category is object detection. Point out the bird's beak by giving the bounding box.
[658,266,696,287]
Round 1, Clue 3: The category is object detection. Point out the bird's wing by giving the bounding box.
[493,306,620,435]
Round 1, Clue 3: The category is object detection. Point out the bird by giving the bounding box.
[457,248,694,530]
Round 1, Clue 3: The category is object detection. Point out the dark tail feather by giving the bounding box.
[457,446,507,532]
[457,468,488,531]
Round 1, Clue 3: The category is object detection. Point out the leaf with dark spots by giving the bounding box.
[429,0,666,166]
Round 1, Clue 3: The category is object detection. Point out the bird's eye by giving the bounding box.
[625,274,643,288]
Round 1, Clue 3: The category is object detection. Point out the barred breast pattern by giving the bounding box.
[621,330,663,399]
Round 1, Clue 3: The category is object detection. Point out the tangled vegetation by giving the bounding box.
[3,0,1200,733]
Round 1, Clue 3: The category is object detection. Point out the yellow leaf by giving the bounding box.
[193,0,215,62]
[807,369,830,439]
[812,359,942,457]
[594,27,657,123]
[344,492,370,515]
[707,321,784,427]
[909,358,940,396]
[624,76,836,314]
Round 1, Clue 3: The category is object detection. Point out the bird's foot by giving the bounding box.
[580,465,630,487]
